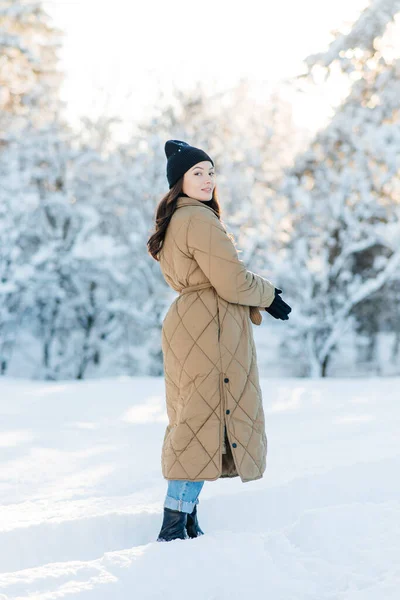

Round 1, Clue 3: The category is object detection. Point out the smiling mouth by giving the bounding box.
[202,188,212,192]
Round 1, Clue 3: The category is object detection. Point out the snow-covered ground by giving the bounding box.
[0,376,399,599]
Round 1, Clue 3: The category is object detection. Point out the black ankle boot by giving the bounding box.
[156,507,189,542]
[186,504,204,538]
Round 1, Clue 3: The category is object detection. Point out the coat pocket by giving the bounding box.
[175,395,186,423]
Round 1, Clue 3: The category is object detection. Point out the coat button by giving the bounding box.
[226,409,230,414]
[232,443,237,448]
[224,377,229,383]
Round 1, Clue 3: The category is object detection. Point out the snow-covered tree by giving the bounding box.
[275,0,400,376]
[0,0,63,130]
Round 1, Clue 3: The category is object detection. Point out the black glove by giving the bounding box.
[265,288,292,320]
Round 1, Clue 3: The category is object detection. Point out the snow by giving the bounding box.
[0,376,399,599]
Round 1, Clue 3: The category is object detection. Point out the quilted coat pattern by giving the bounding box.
[159,195,276,483]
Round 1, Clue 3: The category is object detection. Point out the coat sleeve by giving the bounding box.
[187,212,275,307]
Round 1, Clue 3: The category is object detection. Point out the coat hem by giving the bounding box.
[161,472,264,482]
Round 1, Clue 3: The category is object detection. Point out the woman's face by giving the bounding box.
[182,160,215,201]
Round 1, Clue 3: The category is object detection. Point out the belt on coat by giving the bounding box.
[178,282,263,325]
[179,282,214,295]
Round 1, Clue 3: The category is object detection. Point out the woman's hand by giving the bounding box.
[265,288,292,320]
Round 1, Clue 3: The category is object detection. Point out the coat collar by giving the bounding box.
[176,195,218,216]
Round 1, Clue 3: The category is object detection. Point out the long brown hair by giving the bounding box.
[147,177,222,261]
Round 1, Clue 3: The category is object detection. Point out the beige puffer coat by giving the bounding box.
[159,195,276,483]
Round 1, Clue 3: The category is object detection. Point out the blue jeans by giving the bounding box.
[164,480,205,513]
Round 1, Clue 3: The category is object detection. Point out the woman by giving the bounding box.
[147,140,291,542]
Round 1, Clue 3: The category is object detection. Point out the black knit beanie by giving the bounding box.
[165,139,214,189]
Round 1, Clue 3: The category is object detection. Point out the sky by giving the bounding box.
[42,0,370,136]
